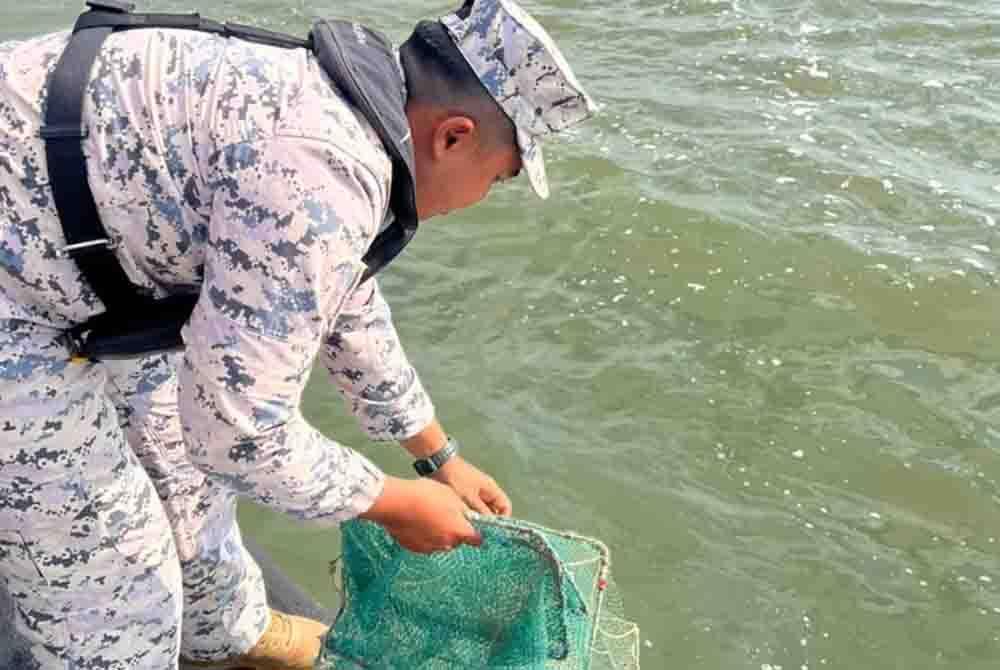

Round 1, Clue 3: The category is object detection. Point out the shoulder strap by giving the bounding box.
[73,3,312,49]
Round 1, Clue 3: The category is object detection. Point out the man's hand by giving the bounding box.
[400,419,513,517]
[432,455,512,517]
[360,477,482,554]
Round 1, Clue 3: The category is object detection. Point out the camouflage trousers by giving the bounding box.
[0,319,269,668]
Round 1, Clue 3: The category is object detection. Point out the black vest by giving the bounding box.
[42,0,419,360]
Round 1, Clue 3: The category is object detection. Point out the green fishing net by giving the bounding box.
[317,515,639,670]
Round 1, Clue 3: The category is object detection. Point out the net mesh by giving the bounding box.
[317,515,639,670]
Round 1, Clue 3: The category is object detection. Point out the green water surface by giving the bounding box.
[5,1,999,667]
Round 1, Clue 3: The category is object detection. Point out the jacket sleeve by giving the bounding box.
[321,278,436,442]
[178,136,385,525]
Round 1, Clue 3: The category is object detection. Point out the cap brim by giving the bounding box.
[516,127,549,200]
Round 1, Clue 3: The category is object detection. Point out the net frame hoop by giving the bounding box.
[469,514,613,658]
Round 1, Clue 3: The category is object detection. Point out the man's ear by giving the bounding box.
[432,116,478,158]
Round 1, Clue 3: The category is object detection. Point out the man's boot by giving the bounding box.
[180,609,329,670]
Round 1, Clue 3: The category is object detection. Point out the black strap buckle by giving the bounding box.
[40,125,88,140]
[85,0,135,12]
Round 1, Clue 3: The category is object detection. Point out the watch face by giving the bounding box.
[414,438,458,477]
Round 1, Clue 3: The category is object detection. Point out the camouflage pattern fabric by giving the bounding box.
[103,353,270,661]
[0,26,434,667]
[0,318,185,668]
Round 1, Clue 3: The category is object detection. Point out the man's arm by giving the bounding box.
[322,280,512,515]
[321,279,435,442]
[179,136,382,523]
[176,136,480,550]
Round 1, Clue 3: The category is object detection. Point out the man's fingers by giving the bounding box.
[463,492,492,515]
[457,518,483,548]
[483,485,513,517]
[494,492,512,517]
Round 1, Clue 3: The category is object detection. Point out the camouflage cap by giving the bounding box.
[441,0,596,199]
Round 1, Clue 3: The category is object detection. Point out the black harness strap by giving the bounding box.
[72,8,312,49]
[42,15,137,313]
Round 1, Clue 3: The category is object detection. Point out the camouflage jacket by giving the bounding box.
[0,28,437,521]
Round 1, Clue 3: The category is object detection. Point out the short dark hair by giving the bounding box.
[400,20,516,151]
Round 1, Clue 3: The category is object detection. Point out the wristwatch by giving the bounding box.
[413,436,460,476]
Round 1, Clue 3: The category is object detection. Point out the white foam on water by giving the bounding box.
[805,62,829,79]
[963,258,986,270]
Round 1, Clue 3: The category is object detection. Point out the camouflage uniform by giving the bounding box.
[0,27,433,667]
[0,0,593,666]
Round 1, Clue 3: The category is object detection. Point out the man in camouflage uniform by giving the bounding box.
[0,0,594,667]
